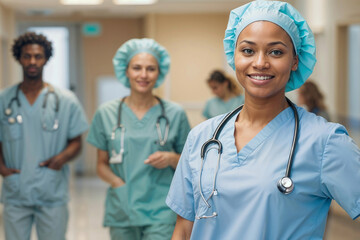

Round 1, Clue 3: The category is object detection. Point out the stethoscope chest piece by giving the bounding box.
[277,176,294,194]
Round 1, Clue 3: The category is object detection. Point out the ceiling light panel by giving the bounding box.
[60,0,103,5]
[113,0,157,5]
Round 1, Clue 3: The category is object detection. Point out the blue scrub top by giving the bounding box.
[87,99,191,227]
[166,106,360,239]
[0,84,89,207]
[202,95,244,119]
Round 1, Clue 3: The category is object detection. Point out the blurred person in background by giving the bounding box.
[0,32,88,240]
[298,80,331,121]
[202,69,244,119]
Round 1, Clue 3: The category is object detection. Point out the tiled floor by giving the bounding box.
[0,176,359,240]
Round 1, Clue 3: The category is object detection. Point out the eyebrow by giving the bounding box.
[238,40,289,48]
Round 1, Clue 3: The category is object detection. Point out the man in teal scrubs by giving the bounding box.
[0,32,88,240]
[87,38,191,240]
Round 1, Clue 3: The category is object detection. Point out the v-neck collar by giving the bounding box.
[224,106,294,163]
[19,87,48,112]
[122,102,161,123]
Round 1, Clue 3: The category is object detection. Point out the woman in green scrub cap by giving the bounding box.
[87,38,191,240]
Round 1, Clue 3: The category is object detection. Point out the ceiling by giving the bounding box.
[0,0,249,17]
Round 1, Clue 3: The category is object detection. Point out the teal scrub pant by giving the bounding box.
[3,204,68,240]
[109,224,175,240]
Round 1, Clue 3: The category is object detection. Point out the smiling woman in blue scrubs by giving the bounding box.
[166,1,360,239]
[87,38,191,240]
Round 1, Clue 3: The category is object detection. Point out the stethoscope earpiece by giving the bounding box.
[277,177,294,194]
[5,108,12,116]
[8,117,16,124]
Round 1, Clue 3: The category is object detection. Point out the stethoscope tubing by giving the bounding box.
[5,84,60,130]
[198,97,299,218]
[284,98,299,178]
[111,96,170,159]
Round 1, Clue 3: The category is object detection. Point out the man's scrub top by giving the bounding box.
[0,84,89,207]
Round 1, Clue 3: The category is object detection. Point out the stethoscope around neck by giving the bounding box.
[4,83,60,131]
[197,97,299,219]
[109,96,170,164]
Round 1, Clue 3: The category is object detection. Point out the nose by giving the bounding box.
[253,52,269,69]
[140,68,148,78]
[30,56,36,65]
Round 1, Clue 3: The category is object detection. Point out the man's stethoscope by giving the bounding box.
[4,83,60,131]
[197,98,299,219]
[109,96,170,164]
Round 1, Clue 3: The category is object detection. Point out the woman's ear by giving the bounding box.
[291,55,299,71]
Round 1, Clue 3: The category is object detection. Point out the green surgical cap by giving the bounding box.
[113,38,170,88]
[224,0,317,92]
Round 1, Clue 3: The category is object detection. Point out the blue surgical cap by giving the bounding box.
[113,38,170,88]
[224,0,316,92]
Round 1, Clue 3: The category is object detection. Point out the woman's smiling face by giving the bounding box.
[234,21,298,100]
[126,52,159,94]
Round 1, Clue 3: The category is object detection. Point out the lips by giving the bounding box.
[248,74,274,86]
[136,80,150,87]
[27,67,38,73]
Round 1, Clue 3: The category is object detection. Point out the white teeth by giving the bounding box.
[251,75,272,80]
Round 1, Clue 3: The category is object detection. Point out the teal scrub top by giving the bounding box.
[0,84,89,207]
[87,99,191,227]
[202,95,244,119]
[167,106,360,239]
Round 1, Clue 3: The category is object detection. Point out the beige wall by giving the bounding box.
[0,3,17,89]
[295,0,360,117]
[145,13,231,127]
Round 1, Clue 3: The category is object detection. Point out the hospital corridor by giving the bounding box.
[0,0,360,239]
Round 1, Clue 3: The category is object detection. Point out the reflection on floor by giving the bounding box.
[0,176,359,240]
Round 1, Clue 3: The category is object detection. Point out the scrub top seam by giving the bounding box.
[87,138,107,151]
[350,204,360,220]
[68,125,88,140]
[165,196,195,221]
[318,125,336,198]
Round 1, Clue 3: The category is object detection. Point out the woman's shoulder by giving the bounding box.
[298,107,347,140]
[96,99,120,114]
[161,99,186,114]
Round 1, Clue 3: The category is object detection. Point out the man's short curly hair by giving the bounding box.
[12,32,53,61]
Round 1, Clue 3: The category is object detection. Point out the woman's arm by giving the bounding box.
[97,149,125,188]
[171,215,194,240]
